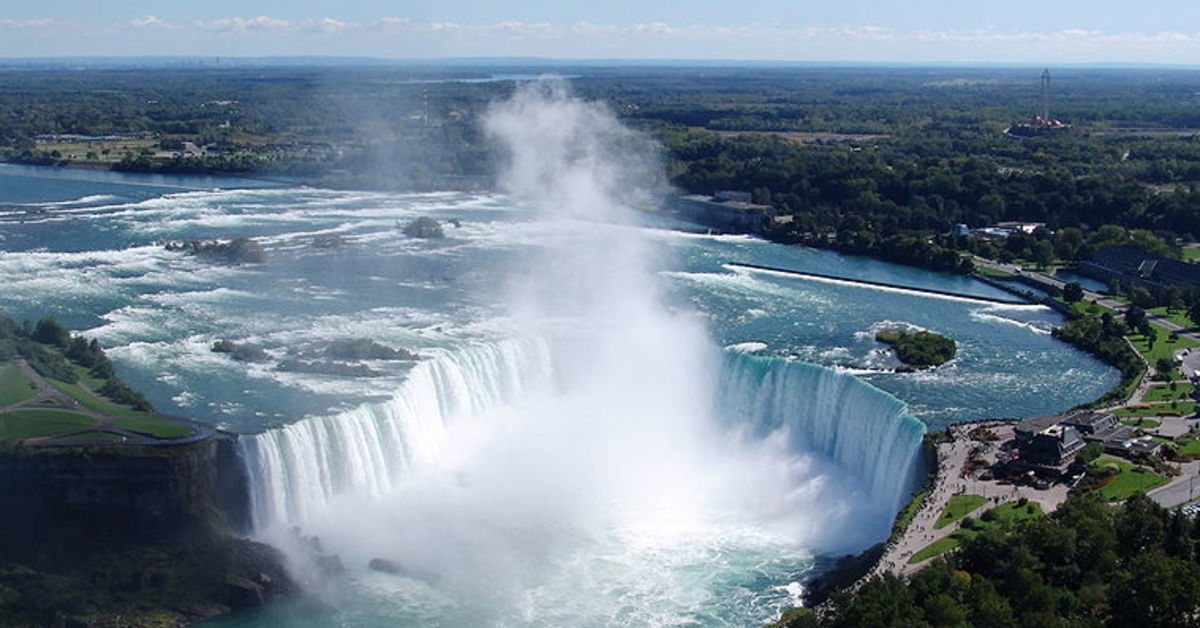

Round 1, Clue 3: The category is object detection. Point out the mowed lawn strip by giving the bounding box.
[0,409,96,440]
[1143,383,1195,403]
[48,431,125,443]
[1128,326,1200,364]
[111,418,193,439]
[1115,402,1196,418]
[909,501,1043,564]
[46,378,150,420]
[0,363,38,406]
[934,494,987,529]
[1093,456,1169,501]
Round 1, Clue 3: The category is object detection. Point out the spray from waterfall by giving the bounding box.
[240,79,924,623]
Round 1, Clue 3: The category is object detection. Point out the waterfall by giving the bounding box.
[716,351,926,513]
[240,336,555,529]
[241,341,926,532]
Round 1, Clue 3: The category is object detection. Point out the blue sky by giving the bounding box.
[4,1,1200,63]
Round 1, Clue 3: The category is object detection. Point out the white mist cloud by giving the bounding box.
[255,82,888,625]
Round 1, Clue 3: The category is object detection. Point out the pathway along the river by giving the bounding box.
[2,359,213,447]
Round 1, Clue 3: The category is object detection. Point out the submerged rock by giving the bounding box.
[166,237,267,263]
[368,558,402,574]
[211,339,270,362]
[400,216,445,239]
[276,358,381,377]
[323,338,418,361]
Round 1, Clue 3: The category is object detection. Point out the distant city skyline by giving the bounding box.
[4,1,1200,64]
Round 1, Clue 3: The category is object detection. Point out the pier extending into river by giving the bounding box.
[725,262,1031,306]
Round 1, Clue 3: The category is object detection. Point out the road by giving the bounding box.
[973,257,1200,343]
[1149,461,1200,508]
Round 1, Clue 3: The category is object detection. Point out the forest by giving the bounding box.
[5,64,1200,272]
[772,494,1200,627]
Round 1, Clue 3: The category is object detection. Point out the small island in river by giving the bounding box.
[875,329,957,369]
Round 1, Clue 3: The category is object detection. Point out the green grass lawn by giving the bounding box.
[1144,383,1195,402]
[1128,325,1200,365]
[1122,417,1162,429]
[891,488,928,542]
[985,500,1045,524]
[1092,456,1169,501]
[0,409,96,440]
[934,494,987,529]
[1183,247,1200,262]
[1115,402,1196,418]
[0,363,38,406]
[46,378,151,420]
[1071,300,1116,317]
[1175,439,1200,457]
[1148,307,1196,330]
[976,266,1016,278]
[111,418,193,439]
[909,500,1044,564]
[47,431,125,443]
[909,536,962,564]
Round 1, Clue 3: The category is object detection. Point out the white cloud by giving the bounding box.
[128,16,175,30]
[196,16,297,32]
[0,18,61,29]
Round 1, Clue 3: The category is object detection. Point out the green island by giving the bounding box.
[0,315,295,627]
[875,330,957,369]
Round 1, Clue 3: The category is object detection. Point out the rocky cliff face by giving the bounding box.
[0,436,248,563]
[0,435,293,627]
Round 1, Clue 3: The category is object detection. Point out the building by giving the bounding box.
[1060,411,1138,452]
[1014,415,1086,469]
[676,192,774,234]
[1078,245,1200,295]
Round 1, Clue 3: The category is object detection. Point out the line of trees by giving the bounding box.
[774,494,1200,627]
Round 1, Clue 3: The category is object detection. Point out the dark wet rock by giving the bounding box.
[369,558,403,574]
[226,575,266,610]
[401,216,445,239]
[166,237,267,263]
[211,339,270,362]
[277,359,381,377]
[324,338,418,361]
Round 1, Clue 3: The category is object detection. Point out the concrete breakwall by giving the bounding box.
[727,262,1030,305]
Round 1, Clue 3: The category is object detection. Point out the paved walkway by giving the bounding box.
[3,359,212,447]
[1149,460,1200,508]
[874,422,1070,576]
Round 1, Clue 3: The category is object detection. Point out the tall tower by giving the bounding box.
[1040,69,1051,121]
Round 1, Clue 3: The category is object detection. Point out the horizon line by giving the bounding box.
[1,55,1199,70]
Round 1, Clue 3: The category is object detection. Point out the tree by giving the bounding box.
[1130,285,1158,309]
[1032,240,1055,269]
[1107,278,1122,296]
[1189,298,1200,329]
[1078,442,1104,464]
[32,317,69,347]
[1125,306,1147,333]
[1063,282,1084,303]
[1156,357,1177,379]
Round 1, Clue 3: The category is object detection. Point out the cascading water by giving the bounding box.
[242,343,925,534]
[717,351,926,514]
[230,79,928,626]
[241,337,554,528]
